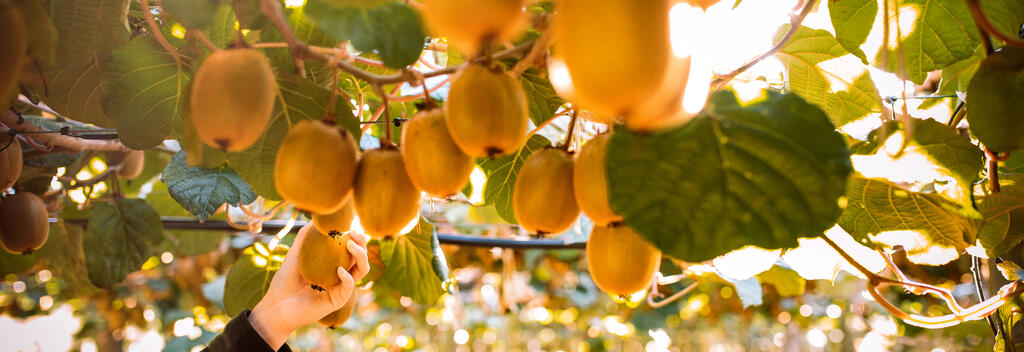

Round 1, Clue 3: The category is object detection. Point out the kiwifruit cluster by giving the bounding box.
[0,192,49,255]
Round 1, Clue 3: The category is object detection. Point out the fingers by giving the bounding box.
[347,231,368,247]
[326,267,356,309]
[347,240,370,282]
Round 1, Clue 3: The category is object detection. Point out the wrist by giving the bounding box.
[248,303,289,350]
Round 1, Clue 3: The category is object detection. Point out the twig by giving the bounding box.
[390,75,452,103]
[965,0,1024,49]
[258,0,305,75]
[361,85,402,133]
[712,0,818,89]
[560,110,578,151]
[974,256,1001,334]
[987,147,1002,193]
[372,84,393,146]
[511,28,552,76]
[138,0,182,65]
[0,111,129,152]
[190,30,221,52]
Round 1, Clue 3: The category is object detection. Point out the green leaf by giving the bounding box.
[379,219,449,305]
[756,265,805,297]
[1001,152,1024,173]
[48,0,131,67]
[37,222,98,296]
[100,36,191,149]
[837,175,980,265]
[162,152,257,221]
[980,0,1024,39]
[774,25,882,125]
[14,0,58,65]
[224,73,359,200]
[828,0,876,62]
[0,245,37,277]
[936,47,984,96]
[39,58,116,128]
[519,67,566,126]
[478,135,552,224]
[162,0,222,29]
[144,182,228,254]
[873,0,979,84]
[202,5,238,49]
[224,243,286,316]
[260,7,340,86]
[303,0,426,68]
[606,90,853,262]
[84,199,165,288]
[967,47,1024,153]
[979,184,1024,258]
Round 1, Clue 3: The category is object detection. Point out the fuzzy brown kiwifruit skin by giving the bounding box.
[190,48,277,152]
[297,223,353,291]
[0,0,27,103]
[0,192,50,254]
[107,150,145,180]
[512,148,580,234]
[353,147,420,238]
[274,119,358,214]
[573,133,621,226]
[313,198,355,236]
[421,0,525,56]
[400,108,473,197]
[319,291,357,328]
[445,64,529,157]
[0,129,22,190]
[586,223,661,297]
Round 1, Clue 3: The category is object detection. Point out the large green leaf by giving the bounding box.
[606,90,853,262]
[260,7,340,87]
[224,243,286,316]
[201,5,238,49]
[37,222,98,296]
[303,0,425,68]
[162,152,257,221]
[100,36,191,149]
[837,175,980,265]
[978,184,1024,258]
[828,0,876,62]
[936,47,984,96]
[39,56,116,128]
[84,199,165,288]
[162,0,221,29]
[478,135,552,224]
[519,67,566,126]
[967,47,1024,153]
[873,0,979,84]
[48,0,130,67]
[379,219,450,305]
[225,73,359,199]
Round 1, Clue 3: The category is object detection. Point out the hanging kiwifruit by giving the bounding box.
[445,63,529,157]
[190,48,277,152]
[586,223,661,297]
[107,150,145,180]
[0,192,49,254]
[274,119,358,214]
[353,147,420,238]
[552,0,671,118]
[319,290,357,328]
[297,223,353,291]
[0,0,26,102]
[400,108,474,197]
[512,148,579,234]
[573,133,621,226]
[421,0,526,56]
[313,198,355,236]
[0,129,22,190]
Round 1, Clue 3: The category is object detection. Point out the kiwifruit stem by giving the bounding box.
[559,109,578,151]
[370,83,395,147]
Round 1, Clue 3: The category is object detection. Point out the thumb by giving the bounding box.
[325,267,355,310]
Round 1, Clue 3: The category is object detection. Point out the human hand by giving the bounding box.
[248,222,370,349]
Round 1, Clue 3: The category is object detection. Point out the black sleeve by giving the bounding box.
[202,310,292,352]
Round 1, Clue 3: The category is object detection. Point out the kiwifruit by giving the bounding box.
[0,129,22,190]
[552,0,671,118]
[586,223,661,297]
[685,0,721,9]
[353,147,420,238]
[421,0,525,56]
[313,198,355,235]
[319,290,357,328]
[512,148,579,234]
[400,108,474,197]
[445,63,529,157]
[0,0,26,102]
[190,48,277,152]
[0,192,49,255]
[107,150,145,180]
[297,223,353,291]
[573,133,620,226]
[274,119,358,214]
[626,53,700,131]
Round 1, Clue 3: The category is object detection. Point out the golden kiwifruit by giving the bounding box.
[552,0,671,118]
[0,192,49,254]
[274,119,358,214]
[0,0,26,102]
[445,63,529,157]
[626,50,704,131]
[319,290,357,328]
[400,108,473,197]
[512,148,579,234]
[685,0,721,10]
[0,129,22,190]
[190,48,277,152]
[313,199,355,235]
[586,223,661,297]
[353,147,420,238]
[421,0,526,56]
[297,223,353,291]
[573,133,620,226]
[107,150,145,180]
